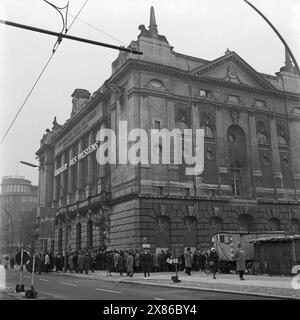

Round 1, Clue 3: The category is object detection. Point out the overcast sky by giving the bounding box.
[0,0,299,186]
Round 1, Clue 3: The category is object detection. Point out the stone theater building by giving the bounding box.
[36,7,300,254]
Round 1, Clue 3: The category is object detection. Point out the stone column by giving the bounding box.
[248,112,261,196]
[269,116,282,194]
[53,158,58,204]
[87,130,95,196]
[67,146,74,204]
[60,152,67,203]
[98,123,107,193]
[215,107,229,195]
[76,139,84,200]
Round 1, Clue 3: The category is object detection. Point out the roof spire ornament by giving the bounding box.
[148,6,158,37]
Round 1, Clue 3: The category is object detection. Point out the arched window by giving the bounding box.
[238,214,255,231]
[269,218,280,231]
[291,219,300,235]
[257,132,268,145]
[210,217,223,232]
[65,225,71,251]
[76,223,81,251]
[278,135,287,146]
[87,220,93,249]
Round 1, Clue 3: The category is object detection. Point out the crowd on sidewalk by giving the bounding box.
[33,247,214,278]
[3,244,247,281]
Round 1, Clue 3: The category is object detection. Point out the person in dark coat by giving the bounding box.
[116,251,124,276]
[184,248,192,275]
[208,247,219,279]
[126,252,134,277]
[73,251,79,272]
[83,252,91,274]
[106,250,114,276]
[77,251,85,274]
[141,250,152,279]
[232,244,246,280]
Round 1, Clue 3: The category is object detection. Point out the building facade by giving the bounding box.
[0,176,38,257]
[36,7,300,255]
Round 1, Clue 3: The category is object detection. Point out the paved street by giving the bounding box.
[1,269,275,300]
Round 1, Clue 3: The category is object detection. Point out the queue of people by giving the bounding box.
[23,245,246,281]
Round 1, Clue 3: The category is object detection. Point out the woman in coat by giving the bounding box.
[232,244,246,280]
[116,251,124,276]
[77,251,85,274]
[106,250,114,276]
[126,252,134,277]
[184,248,192,275]
[208,247,219,279]
[68,253,74,273]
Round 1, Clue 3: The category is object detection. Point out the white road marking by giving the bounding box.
[60,282,78,287]
[95,288,121,294]
[38,278,49,282]
[24,276,31,279]
[154,298,165,300]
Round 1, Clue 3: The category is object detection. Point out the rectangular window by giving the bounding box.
[200,89,210,97]
[219,235,225,243]
[231,170,241,196]
[154,186,163,195]
[154,120,161,130]
[254,100,266,108]
[228,95,240,104]
[184,188,190,197]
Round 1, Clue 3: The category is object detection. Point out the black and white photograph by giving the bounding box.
[0,0,299,314]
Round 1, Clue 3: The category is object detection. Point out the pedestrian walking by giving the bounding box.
[83,251,91,274]
[232,244,246,280]
[126,252,134,277]
[184,248,192,275]
[141,250,152,279]
[208,247,219,279]
[106,250,114,276]
[77,251,85,274]
[116,251,124,276]
[68,252,74,273]
[45,252,50,273]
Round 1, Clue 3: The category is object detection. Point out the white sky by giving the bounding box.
[0,0,299,185]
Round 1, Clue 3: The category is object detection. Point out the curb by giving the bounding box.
[119,279,299,300]
[29,272,300,300]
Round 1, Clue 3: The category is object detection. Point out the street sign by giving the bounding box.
[15,251,30,265]
[142,244,150,249]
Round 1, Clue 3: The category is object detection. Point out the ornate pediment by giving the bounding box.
[191,51,276,91]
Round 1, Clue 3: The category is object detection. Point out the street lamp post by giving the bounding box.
[20,160,67,271]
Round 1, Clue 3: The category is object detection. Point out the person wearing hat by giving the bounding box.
[232,244,246,280]
[208,247,219,279]
[184,248,192,276]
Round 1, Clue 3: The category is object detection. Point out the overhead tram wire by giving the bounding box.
[0,0,89,146]
[67,12,127,46]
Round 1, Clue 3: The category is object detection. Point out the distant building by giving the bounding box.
[0,176,38,257]
[36,7,300,255]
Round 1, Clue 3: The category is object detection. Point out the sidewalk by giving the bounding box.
[60,270,300,299]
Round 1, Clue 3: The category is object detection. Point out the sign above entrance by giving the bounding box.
[54,141,100,177]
